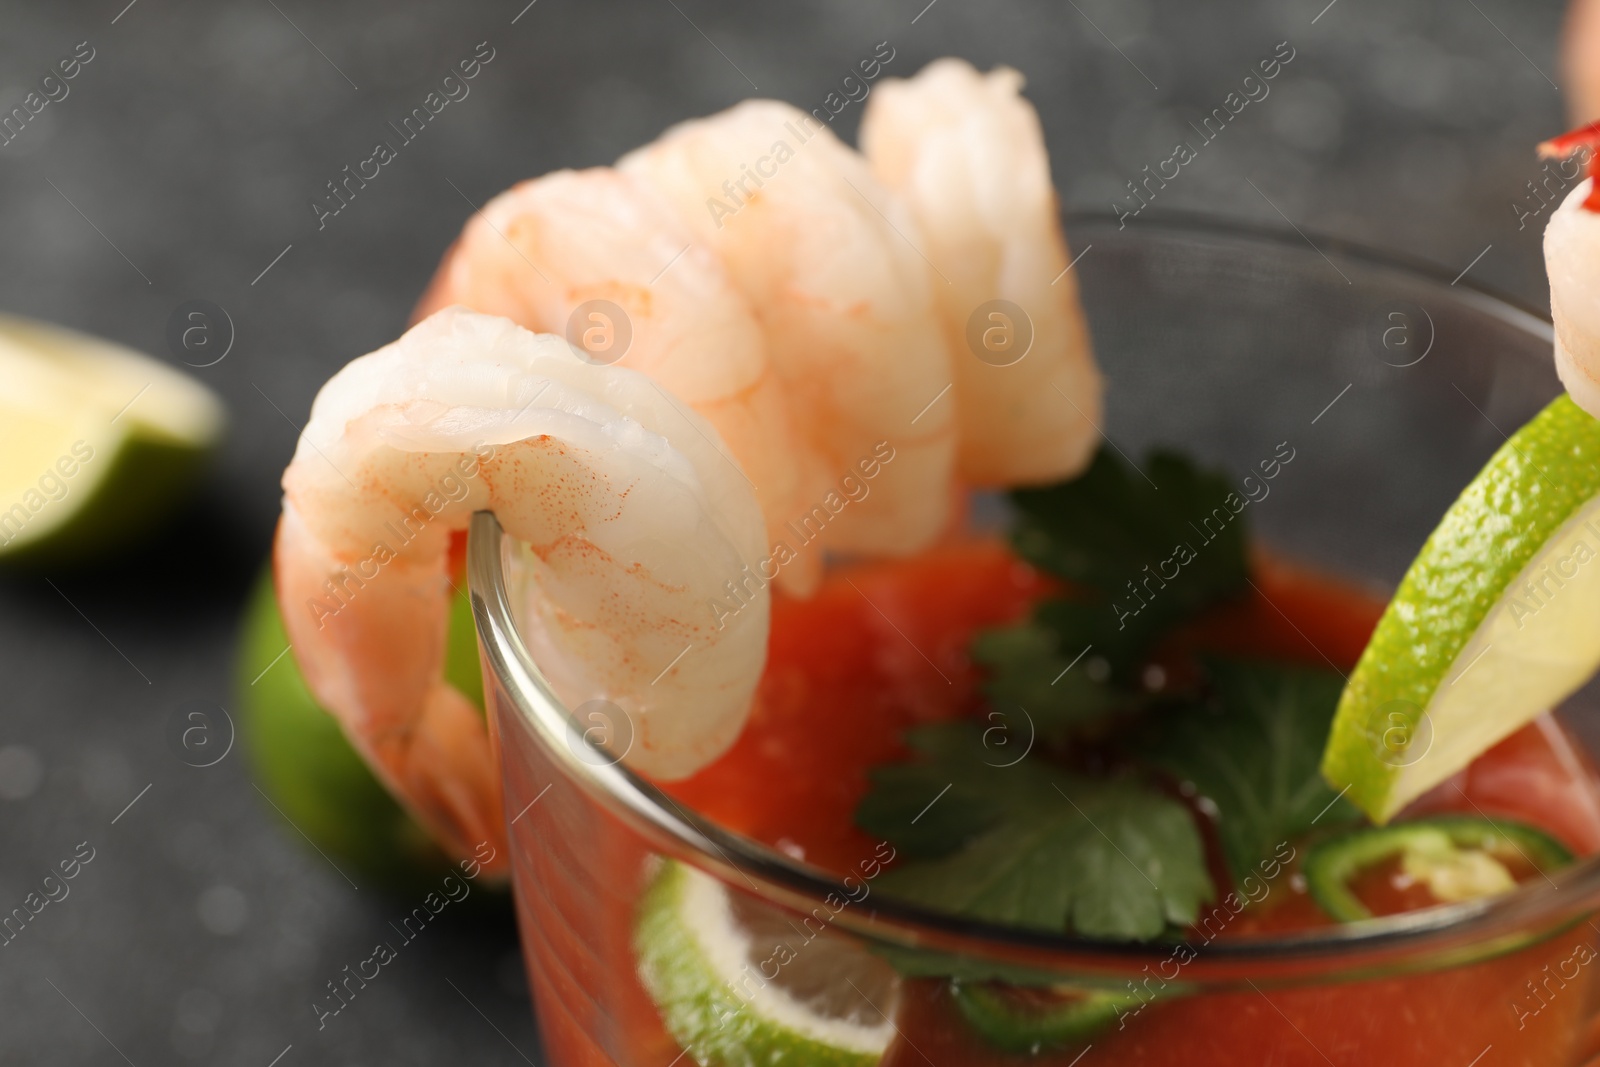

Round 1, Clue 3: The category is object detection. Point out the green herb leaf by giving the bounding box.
[1007,449,1250,674]
[969,621,1122,742]
[857,723,1212,941]
[969,449,1252,743]
[1011,448,1250,601]
[1133,658,1362,887]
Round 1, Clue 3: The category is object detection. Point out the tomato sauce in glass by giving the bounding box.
[514,538,1600,1067]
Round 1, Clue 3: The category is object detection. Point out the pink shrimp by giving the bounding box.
[620,100,961,558]
[860,58,1103,486]
[1540,123,1600,416]
[414,168,832,594]
[274,308,769,870]
[1564,0,1600,123]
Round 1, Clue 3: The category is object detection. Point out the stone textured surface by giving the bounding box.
[0,0,1573,1063]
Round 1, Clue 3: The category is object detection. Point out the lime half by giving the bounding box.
[1323,394,1600,822]
[635,861,900,1067]
[0,313,223,562]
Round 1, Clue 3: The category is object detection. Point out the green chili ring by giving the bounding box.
[1303,814,1572,923]
[951,981,1145,1053]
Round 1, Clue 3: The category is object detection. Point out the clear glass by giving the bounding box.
[469,217,1600,1067]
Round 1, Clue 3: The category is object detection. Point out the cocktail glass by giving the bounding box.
[469,217,1600,1067]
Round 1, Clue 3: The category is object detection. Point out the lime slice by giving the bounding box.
[0,313,223,562]
[635,861,900,1067]
[237,567,493,891]
[1322,394,1600,822]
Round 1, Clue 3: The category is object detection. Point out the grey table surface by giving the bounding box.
[0,0,1576,1063]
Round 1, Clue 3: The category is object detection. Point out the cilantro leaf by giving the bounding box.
[969,621,1122,742]
[967,449,1252,742]
[1011,448,1250,602]
[856,723,1212,941]
[1007,448,1250,674]
[854,724,999,861]
[1132,658,1362,887]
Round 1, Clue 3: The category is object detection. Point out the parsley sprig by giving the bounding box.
[858,722,1212,940]
[854,447,1360,950]
[1134,658,1360,885]
[1008,448,1250,675]
[975,448,1251,743]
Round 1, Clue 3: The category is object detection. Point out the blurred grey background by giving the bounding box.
[0,0,1574,1063]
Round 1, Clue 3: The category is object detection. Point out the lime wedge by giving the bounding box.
[1322,394,1600,822]
[635,861,900,1067]
[0,313,223,562]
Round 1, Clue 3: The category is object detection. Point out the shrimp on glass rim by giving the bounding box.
[620,100,960,558]
[274,307,769,871]
[417,70,1108,570]
[413,168,832,595]
[860,57,1103,486]
[1540,123,1600,418]
[293,65,1112,868]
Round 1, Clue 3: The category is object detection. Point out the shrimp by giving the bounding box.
[414,168,831,594]
[1564,0,1600,123]
[274,307,769,869]
[619,100,959,557]
[860,58,1103,486]
[1540,124,1600,418]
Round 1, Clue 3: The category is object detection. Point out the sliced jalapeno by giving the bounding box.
[1304,814,1572,923]
[951,981,1144,1053]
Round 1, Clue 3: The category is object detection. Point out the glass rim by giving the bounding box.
[1065,208,1554,342]
[467,215,1600,986]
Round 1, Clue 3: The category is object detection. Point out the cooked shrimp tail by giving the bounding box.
[861,58,1103,486]
[621,102,960,559]
[1541,125,1600,418]
[274,308,770,870]
[412,169,831,595]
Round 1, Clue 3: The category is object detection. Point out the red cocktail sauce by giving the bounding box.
[673,540,1600,1066]
[515,538,1600,1067]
